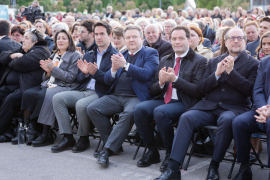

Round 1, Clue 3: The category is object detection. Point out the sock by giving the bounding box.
[168,159,180,171]
[147,140,158,153]
[166,147,172,155]
[210,160,220,168]
[42,125,50,136]
[64,134,74,141]
[102,147,113,156]
[240,161,251,171]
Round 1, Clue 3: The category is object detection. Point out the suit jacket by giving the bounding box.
[191,50,259,115]
[253,56,270,109]
[150,48,207,109]
[41,51,81,89]
[202,38,212,48]
[246,37,260,57]
[0,36,21,77]
[75,44,118,97]
[203,25,216,44]
[104,46,159,102]
[0,41,50,92]
[143,35,173,61]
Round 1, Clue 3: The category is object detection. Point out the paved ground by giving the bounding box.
[0,132,269,180]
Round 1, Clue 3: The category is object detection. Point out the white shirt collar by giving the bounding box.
[128,46,142,55]
[175,48,189,60]
[0,36,6,40]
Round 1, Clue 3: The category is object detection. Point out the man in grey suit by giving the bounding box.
[51,21,118,153]
[246,17,270,57]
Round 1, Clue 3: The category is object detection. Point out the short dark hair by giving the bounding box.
[80,19,96,33]
[121,10,126,15]
[260,16,270,24]
[170,25,190,39]
[112,26,124,37]
[54,29,76,52]
[11,25,25,35]
[0,20,11,36]
[93,21,112,35]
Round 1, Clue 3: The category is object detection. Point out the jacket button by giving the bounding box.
[222,88,225,91]
[219,102,222,105]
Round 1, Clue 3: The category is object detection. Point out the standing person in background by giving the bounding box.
[104,6,114,19]
[35,20,54,51]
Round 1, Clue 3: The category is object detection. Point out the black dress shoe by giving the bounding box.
[97,151,109,168]
[72,137,90,153]
[137,150,160,167]
[32,134,54,147]
[154,168,181,180]
[206,166,219,180]
[232,169,252,180]
[25,126,40,145]
[51,137,76,153]
[11,136,19,145]
[250,152,260,163]
[160,154,170,172]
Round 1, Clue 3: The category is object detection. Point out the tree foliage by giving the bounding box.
[198,0,223,10]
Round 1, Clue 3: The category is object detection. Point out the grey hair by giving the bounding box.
[52,23,69,33]
[123,24,143,38]
[25,29,38,42]
[224,27,247,41]
[144,24,160,33]
[135,18,150,26]
[214,6,220,12]
[164,19,177,27]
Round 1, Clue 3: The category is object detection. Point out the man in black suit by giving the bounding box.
[155,28,259,180]
[134,25,207,171]
[232,56,270,180]
[0,20,21,77]
[143,24,173,60]
[246,16,270,57]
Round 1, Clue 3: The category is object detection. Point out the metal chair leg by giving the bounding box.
[228,154,237,179]
[184,133,197,170]
[250,142,264,168]
[133,138,143,160]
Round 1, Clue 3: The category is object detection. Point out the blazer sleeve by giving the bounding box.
[253,61,267,108]
[199,58,219,95]
[225,61,259,97]
[104,68,120,85]
[126,49,159,82]
[173,57,207,97]
[9,48,49,72]
[51,52,80,83]
[0,48,20,65]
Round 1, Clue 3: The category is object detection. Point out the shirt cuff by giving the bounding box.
[159,82,165,89]
[111,69,117,78]
[173,76,178,82]
[124,63,130,71]
[215,73,221,80]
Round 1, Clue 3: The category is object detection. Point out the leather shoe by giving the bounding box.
[0,134,12,143]
[206,166,219,180]
[160,154,170,172]
[232,169,252,180]
[11,136,19,145]
[137,150,160,167]
[51,137,76,153]
[72,137,90,153]
[32,134,54,147]
[97,151,109,168]
[154,168,181,180]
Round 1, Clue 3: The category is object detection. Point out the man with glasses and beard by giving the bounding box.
[155,28,259,180]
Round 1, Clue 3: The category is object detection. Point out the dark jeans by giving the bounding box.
[233,110,269,167]
[133,99,186,149]
[0,86,22,134]
[170,107,236,165]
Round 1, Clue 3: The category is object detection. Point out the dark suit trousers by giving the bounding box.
[87,94,141,153]
[133,99,186,148]
[0,86,22,134]
[233,110,269,167]
[170,108,236,165]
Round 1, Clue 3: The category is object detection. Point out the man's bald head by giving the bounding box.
[144,24,161,46]
[145,24,160,33]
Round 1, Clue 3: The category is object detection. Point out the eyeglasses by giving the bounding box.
[11,34,22,38]
[226,36,245,41]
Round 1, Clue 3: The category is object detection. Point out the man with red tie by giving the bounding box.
[133,25,207,172]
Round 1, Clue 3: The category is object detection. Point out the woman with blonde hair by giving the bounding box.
[170,11,178,19]
[203,17,214,29]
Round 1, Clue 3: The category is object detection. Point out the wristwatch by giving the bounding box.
[123,62,128,70]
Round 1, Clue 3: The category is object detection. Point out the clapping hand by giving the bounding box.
[111,53,126,72]
[215,59,227,76]
[159,67,167,87]
[225,56,234,74]
[77,59,89,76]
[87,62,98,76]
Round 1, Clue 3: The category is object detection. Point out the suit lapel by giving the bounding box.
[234,51,250,71]
[133,47,144,66]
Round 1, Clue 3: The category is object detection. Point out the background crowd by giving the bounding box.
[1,1,270,180]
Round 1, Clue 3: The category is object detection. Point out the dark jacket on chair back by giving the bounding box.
[150,48,208,109]
[0,41,51,91]
[75,44,118,97]
[191,50,259,115]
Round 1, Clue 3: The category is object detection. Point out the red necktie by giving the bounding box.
[131,54,133,56]
[164,57,181,104]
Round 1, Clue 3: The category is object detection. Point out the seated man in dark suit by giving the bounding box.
[246,16,270,57]
[133,25,207,171]
[155,27,259,180]
[232,56,270,180]
[0,20,21,77]
[52,21,117,153]
[87,24,159,168]
[143,24,173,60]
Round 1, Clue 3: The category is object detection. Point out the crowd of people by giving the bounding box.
[1,1,270,180]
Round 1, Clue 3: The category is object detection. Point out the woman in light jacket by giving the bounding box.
[189,25,213,61]
[21,29,81,146]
